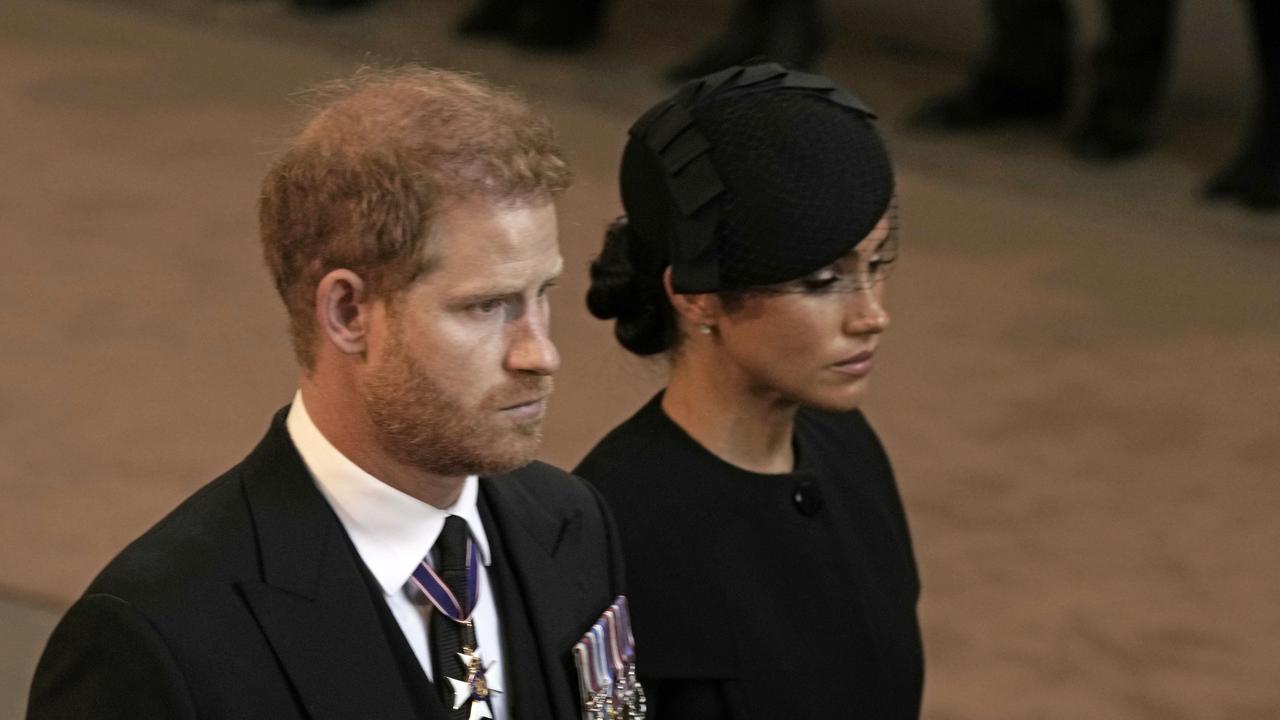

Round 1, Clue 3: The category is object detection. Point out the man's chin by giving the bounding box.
[450,429,544,477]
[490,433,544,473]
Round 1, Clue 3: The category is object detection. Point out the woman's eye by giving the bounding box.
[801,274,840,292]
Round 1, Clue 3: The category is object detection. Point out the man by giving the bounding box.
[29,66,626,720]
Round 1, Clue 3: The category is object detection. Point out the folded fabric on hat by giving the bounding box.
[621,62,894,293]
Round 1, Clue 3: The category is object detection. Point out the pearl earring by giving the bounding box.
[698,324,713,335]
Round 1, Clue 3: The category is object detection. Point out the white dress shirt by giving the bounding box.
[286,392,508,720]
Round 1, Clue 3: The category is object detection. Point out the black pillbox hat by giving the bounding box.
[621,62,894,293]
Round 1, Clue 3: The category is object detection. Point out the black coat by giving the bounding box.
[29,407,625,720]
[576,394,924,720]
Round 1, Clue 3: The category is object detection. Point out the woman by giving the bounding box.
[575,63,924,719]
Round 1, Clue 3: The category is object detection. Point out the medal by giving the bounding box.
[410,538,499,718]
[446,639,503,720]
[573,596,646,720]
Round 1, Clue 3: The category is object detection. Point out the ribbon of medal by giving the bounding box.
[410,538,480,623]
[410,539,501,720]
[573,596,647,720]
[573,626,610,720]
[607,598,645,719]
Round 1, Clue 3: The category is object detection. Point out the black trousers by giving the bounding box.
[1245,0,1280,124]
[978,0,1177,113]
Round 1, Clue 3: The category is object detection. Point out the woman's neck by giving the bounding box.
[662,353,799,474]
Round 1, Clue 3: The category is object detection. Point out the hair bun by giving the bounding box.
[586,219,675,355]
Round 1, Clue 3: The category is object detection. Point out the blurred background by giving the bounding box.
[2,0,1278,717]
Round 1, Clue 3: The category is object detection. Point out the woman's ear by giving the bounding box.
[663,266,721,333]
[314,269,371,356]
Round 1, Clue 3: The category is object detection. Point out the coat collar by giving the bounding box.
[235,407,439,720]
[479,468,591,720]
[233,408,597,720]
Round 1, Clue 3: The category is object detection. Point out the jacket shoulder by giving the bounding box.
[29,592,199,720]
[486,461,626,594]
[86,460,258,609]
[574,397,676,493]
[505,459,590,494]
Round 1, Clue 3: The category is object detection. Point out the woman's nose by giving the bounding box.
[844,285,890,335]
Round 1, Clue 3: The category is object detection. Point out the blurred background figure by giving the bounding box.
[665,0,829,81]
[454,0,830,78]
[1204,0,1280,210]
[454,0,607,50]
[912,0,1177,161]
[290,0,375,13]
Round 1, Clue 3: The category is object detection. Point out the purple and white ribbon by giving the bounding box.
[409,537,480,623]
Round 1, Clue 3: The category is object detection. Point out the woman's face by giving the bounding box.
[709,216,896,412]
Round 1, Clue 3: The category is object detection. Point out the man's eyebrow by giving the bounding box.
[449,264,565,304]
[450,286,521,305]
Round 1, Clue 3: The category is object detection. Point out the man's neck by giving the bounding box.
[298,377,465,508]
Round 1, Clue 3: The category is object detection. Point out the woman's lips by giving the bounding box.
[830,350,875,377]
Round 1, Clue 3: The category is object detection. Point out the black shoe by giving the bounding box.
[1206,155,1280,211]
[1204,109,1280,210]
[1067,101,1155,161]
[506,0,605,51]
[911,81,1067,130]
[1205,156,1257,199]
[664,8,824,83]
[664,36,759,83]
[760,5,828,73]
[293,0,374,13]
[456,0,522,38]
[509,20,599,51]
[1241,176,1280,210]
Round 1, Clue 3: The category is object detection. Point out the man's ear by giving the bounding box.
[314,269,371,356]
[663,266,721,330]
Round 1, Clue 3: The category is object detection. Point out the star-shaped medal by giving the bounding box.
[447,648,502,720]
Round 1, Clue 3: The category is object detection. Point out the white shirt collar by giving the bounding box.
[285,391,492,596]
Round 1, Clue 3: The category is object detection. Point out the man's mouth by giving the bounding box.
[498,397,548,421]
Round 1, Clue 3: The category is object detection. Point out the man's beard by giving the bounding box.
[362,331,552,478]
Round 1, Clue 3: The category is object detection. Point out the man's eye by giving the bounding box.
[538,281,558,297]
[472,299,504,314]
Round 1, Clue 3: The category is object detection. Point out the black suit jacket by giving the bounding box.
[29,407,624,720]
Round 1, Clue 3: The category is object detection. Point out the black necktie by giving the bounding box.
[430,516,478,719]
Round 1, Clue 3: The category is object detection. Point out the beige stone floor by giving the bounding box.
[2,0,1278,717]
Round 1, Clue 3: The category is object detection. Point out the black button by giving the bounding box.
[793,480,823,516]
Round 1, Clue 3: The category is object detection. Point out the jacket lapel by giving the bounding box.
[235,409,428,720]
[480,473,589,720]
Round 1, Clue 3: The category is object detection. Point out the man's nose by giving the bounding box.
[506,311,560,376]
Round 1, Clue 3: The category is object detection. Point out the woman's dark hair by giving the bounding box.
[586,217,676,356]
